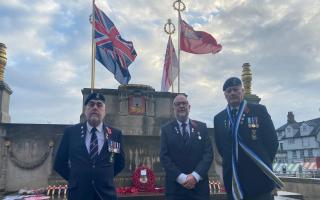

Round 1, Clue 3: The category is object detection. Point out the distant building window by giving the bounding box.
[302,138,309,147]
[308,149,313,157]
[279,143,283,150]
[286,127,291,133]
[288,138,294,144]
[300,150,304,158]
[302,126,307,132]
[292,151,297,159]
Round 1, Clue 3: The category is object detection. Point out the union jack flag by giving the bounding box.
[94,4,137,84]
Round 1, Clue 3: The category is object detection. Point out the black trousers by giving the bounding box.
[246,192,274,200]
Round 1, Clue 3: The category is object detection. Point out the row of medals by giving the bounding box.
[225,116,259,140]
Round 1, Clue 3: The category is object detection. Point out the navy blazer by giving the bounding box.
[54,122,125,200]
[160,120,213,199]
[214,103,278,199]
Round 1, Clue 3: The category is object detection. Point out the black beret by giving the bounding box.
[84,92,105,105]
[223,77,242,91]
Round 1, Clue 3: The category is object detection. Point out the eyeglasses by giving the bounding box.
[174,101,188,107]
[87,101,104,108]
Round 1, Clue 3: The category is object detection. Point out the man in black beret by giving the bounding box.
[214,77,281,200]
[54,92,125,200]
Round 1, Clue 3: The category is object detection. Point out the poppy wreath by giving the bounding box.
[132,165,156,192]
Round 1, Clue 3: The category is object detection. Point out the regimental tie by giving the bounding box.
[181,122,189,144]
[231,108,238,121]
[89,127,98,161]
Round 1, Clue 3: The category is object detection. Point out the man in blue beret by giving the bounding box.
[214,77,280,200]
[54,92,125,200]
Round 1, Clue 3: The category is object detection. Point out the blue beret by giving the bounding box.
[223,77,242,91]
[84,92,105,105]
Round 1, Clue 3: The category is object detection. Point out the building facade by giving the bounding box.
[274,112,320,174]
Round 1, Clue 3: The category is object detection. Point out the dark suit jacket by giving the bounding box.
[214,103,278,199]
[160,120,213,199]
[54,122,125,200]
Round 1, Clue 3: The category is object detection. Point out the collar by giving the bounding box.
[86,122,103,133]
[176,118,190,127]
[231,106,239,110]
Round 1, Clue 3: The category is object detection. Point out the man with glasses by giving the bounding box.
[54,92,125,200]
[160,94,213,200]
[214,77,279,200]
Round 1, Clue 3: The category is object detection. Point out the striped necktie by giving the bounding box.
[181,122,189,144]
[231,108,237,121]
[89,127,98,161]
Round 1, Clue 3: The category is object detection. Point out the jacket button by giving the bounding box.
[92,165,95,168]
[92,180,95,185]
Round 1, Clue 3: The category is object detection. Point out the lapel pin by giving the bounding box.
[174,127,179,134]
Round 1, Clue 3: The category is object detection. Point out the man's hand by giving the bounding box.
[182,174,197,189]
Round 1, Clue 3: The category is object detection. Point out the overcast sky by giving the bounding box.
[0,0,319,128]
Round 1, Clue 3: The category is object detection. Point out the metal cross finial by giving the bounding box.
[173,0,186,12]
[164,19,175,35]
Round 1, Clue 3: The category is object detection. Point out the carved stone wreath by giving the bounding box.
[7,141,53,170]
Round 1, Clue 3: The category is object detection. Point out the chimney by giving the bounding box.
[287,111,296,124]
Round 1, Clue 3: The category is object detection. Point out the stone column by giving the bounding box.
[0,43,12,194]
[0,43,12,123]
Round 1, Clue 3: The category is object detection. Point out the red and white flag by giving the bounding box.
[180,19,222,54]
[161,36,179,92]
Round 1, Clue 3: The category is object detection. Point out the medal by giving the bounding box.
[109,152,114,163]
[251,129,257,140]
[108,140,113,152]
[248,117,252,128]
[174,127,179,134]
[81,126,84,138]
[191,125,202,140]
[254,117,259,128]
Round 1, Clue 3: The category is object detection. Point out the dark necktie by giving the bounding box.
[231,108,238,121]
[89,127,98,161]
[181,122,189,144]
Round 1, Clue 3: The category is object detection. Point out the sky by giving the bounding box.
[0,0,319,128]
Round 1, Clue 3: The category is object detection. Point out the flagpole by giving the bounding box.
[164,19,175,92]
[91,0,96,91]
[173,0,185,93]
[170,36,174,93]
[177,11,181,93]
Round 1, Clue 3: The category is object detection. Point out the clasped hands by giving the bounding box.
[182,174,197,189]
